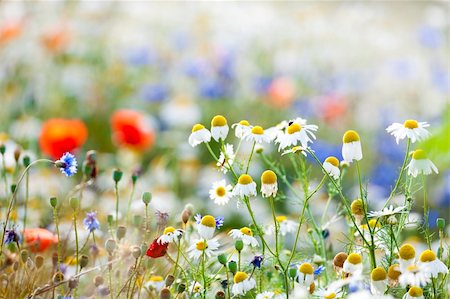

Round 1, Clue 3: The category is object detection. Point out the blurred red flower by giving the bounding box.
[267,77,296,109]
[146,238,168,258]
[23,228,58,252]
[41,26,71,53]
[39,118,88,159]
[0,21,23,45]
[111,109,156,151]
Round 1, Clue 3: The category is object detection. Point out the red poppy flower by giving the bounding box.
[23,228,58,252]
[41,26,71,53]
[110,109,156,151]
[0,20,23,45]
[146,238,168,258]
[39,118,88,160]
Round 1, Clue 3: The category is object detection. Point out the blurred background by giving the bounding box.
[0,2,448,242]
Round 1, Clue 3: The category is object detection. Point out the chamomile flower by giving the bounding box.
[398,243,416,272]
[266,120,288,141]
[281,145,308,156]
[368,205,406,218]
[370,267,387,295]
[402,286,424,299]
[261,170,278,198]
[342,130,362,162]
[232,120,252,139]
[217,143,235,173]
[386,120,430,144]
[343,253,363,275]
[229,227,259,247]
[157,226,184,244]
[272,216,298,236]
[211,115,229,141]
[245,126,271,144]
[406,149,438,177]
[233,174,257,198]
[398,264,430,287]
[256,291,275,299]
[188,239,220,260]
[189,124,211,147]
[387,264,402,287]
[323,156,340,180]
[232,271,256,296]
[275,121,317,151]
[189,281,203,297]
[350,199,365,225]
[296,263,315,287]
[209,180,233,206]
[417,249,448,278]
[147,275,165,291]
[195,214,224,239]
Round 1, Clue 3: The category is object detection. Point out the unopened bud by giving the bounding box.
[52,271,64,283]
[68,277,79,289]
[235,240,244,252]
[0,144,5,155]
[160,288,171,299]
[113,169,123,183]
[14,147,21,162]
[288,268,297,279]
[105,239,117,255]
[218,253,227,265]
[116,226,127,240]
[228,260,237,274]
[50,197,58,208]
[215,291,226,299]
[131,246,141,259]
[165,274,175,287]
[94,275,104,287]
[69,197,79,210]
[142,192,152,205]
[437,218,445,230]
[22,155,31,167]
[80,255,89,269]
[20,250,28,263]
[181,209,191,224]
[35,255,44,269]
[177,283,186,293]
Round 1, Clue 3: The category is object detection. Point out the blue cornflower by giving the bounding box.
[55,152,77,177]
[314,265,325,276]
[4,227,21,244]
[83,212,100,232]
[250,255,264,268]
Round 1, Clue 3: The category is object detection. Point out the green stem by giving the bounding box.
[73,210,79,298]
[53,207,62,272]
[173,239,181,276]
[205,143,219,161]
[1,152,8,197]
[23,172,29,234]
[423,175,431,249]
[126,181,136,225]
[245,141,256,174]
[115,181,120,228]
[268,196,280,255]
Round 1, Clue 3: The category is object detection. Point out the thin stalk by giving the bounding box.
[73,210,79,298]
[423,176,431,249]
[53,207,62,272]
[172,239,181,276]
[115,181,120,228]
[126,181,136,225]
[245,141,256,174]
[23,172,29,234]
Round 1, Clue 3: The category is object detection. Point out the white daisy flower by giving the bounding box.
[189,281,203,297]
[386,119,430,144]
[265,120,288,141]
[146,275,165,292]
[217,143,235,173]
[260,170,278,198]
[417,249,448,278]
[275,121,317,151]
[343,253,363,275]
[233,174,257,198]
[232,120,252,139]
[370,267,387,295]
[229,227,259,247]
[189,124,211,147]
[195,214,224,240]
[323,156,340,180]
[281,145,309,156]
[398,264,431,287]
[342,130,363,162]
[245,126,271,144]
[269,216,298,236]
[210,115,229,141]
[387,264,402,287]
[188,239,220,261]
[296,263,315,287]
[406,149,438,177]
[256,291,275,299]
[232,272,256,296]
[368,205,406,218]
[209,180,233,206]
[402,286,424,299]
[398,243,416,273]
[157,226,184,244]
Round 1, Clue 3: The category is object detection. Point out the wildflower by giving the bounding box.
[406,149,438,177]
[146,238,169,258]
[211,115,229,141]
[402,286,424,299]
[398,243,416,272]
[147,275,165,292]
[189,124,211,147]
[157,227,184,244]
[266,121,288,141]
[232,271,256,296]
[39,118,88,159]
[233,174,257,198]
[333,252,348,272]
[195,214,224,239]
[232,120,252,139]
[217,144,235,173]
[256,292,275,299]
[188,239,220,260]
[350,199,365,224]
[368,205,406,218]
[323,156,340,180]
[23,228,58,252]
[417,249,448,278]
[343,253,363,275]
[398,264,430,287]
[273,216,298,236]
[209,180,233,206]
[110,109,156,151]
[370,267,387,295]
[82,212,100,232]
[260,170,278,198]
[386,120,430,144]
[342,130,362,162]
[281,145,308,156]
[250,255,264,268]
[229,227,259,247]
[275,120,317,151]
[297,263,315,287]
[189,281,203,297]
[55,152,77,177]
[4,227,21,245]
[244,126,271,144]
[387,264,401,287]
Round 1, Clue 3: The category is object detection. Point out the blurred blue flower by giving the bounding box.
[253,76,273,95]
[215,216,224,229]
[314,265,324,276]
[83,212,100,232]
[56,152,77,177]
[139,84,169,103]
[309,140,342,163]
[199,80,228,100]
[431,66,450,93]
[250,255,264,268]
[418,25,443,48]
[123,47,153,66]
[4,226,21,244]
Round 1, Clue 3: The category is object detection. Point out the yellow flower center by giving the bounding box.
[343,130,360,143]
[239,120,250,126]
[404,119,419,129]
[408,286,423,297]
[192,124,205,133]
[238,174,253,185]
[215,186,226,197]
[368,219,381,229]
[251,126,264,135]
[240,227,253,236]
[233,271,248,283]
[276,216,287,223]
[163,226,175,234]
[298,263,314,275]
[195,240,208,251]
[150,275,163,282]
[324,293,336,299]
[325,156,339,167]
[291,146,304,153]
[371,267,387,281]
[261,170,277,185]
[194,284,201,292]
[419,249,436,262]
[351,199,364,215]
[399,244,415,260]
[211,115,227,127]
[347,253,362,265]
[201,215,216,228]
[388,264,401,280]
[287,123,301,134]
[412,149,427,160]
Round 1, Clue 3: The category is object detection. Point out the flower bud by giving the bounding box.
[165,274,175,287]
[22,155,31,167]
[107,214,114,226]
[437,218,445,230]
[52,271,64,283]
[215,291,226,299]
[218,253,227,265]
[160,288,171,299]
[387,215,398,225]
[69,197,79,210]
[35,255,44,269]
[80,255,89,269]
[50,197,58,208]
[181,209,191,224]
[105,239,117,255]
[288,268,297,279]
[131,246,141,259]
[94,275,104,287]
[142,192,152,205]
[0,144,5,155]
[177,283,186,293]
[132,171,139,185]
[10,184,16,193]
[20,250,28,263]
[228,260,237,274]
[333,252,348,269]
[113,169,123,183]
[235,240,244,252]
[116,226,127,240]
[68,277,79,289]
[14,147,21,162]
